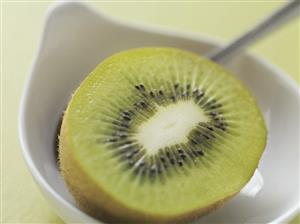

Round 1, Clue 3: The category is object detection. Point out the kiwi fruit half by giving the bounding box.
[59,48,267,223]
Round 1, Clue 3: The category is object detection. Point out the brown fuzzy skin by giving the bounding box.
[59,115,236,224]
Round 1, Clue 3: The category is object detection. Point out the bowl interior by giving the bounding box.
[20,2,299,224]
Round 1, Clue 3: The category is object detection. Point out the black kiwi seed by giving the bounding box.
[203,134,210,140]
[186,84,191,96]
[170,96,176,102]
[190,138,198,145]
[132,148,139,154]
[178,160,183,166]
[193,89,199,96]
[122,115,131,121]
[107,138,118,143]
[215,123,227,131]
[174,83,179,90]
[198,91,205,97]
[139,84,146,91]
[180,153,187,160]
[220,127,227,131]
[160,156,166,163]
[207,126,214,131]
[140,101,148,109]
[212,116,221,122]
[170,158,176,165]
[134,84,146,92]
[195,150,204,156]
[177,149,184,154]
[122,111,131,116]
[150,91,155,98]
[166,151,171,158]
[139,160,145,167]
[159,90,164,96]
[135,85,141,91]
[196,92,204,100]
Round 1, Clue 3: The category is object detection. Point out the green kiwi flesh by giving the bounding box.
[59,48,267,223]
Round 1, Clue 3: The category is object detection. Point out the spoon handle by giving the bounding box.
[208,0,300,63]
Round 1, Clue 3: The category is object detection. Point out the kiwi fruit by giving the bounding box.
[59,48,267,223]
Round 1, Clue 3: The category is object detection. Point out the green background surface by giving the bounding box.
[2,1,299,223]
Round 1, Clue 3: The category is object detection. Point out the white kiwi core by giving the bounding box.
[135,100,209,155]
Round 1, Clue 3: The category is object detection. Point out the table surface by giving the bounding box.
[2,1,299,223]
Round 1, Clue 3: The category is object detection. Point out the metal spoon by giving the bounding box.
[208,0,299,198]
[208,0,300,63]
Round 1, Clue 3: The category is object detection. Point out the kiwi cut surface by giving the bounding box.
[59,48,267,223]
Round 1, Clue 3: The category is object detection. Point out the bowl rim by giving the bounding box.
[18,2,300,223]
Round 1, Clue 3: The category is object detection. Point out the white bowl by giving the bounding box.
[19,2,300,223]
